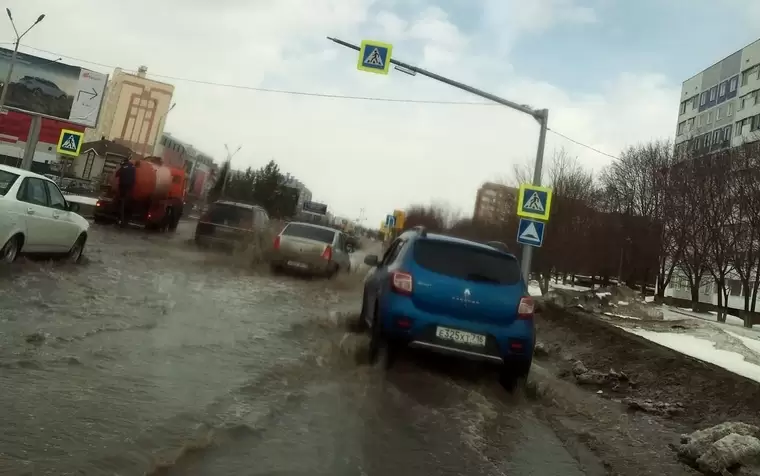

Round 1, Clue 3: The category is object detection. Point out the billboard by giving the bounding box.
[0,46,107,128]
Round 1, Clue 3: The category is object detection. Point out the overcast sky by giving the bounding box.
[4,0,759,226]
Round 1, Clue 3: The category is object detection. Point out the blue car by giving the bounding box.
[359,226,535,385]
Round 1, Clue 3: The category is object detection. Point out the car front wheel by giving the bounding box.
[1,235,21,264]
[66,234,86,264]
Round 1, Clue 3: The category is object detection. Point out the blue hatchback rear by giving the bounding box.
[360,227,535,382]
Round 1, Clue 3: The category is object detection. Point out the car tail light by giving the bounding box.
[517,296,534,320]
[273,235,281,250]
[96,200,103,208]
[390,271,413,295]
[396,317,413,329]
[321,245,333,261]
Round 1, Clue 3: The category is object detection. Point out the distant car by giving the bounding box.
[18,76,67,99]
[0,164,89,264]
[270,222,352,277]
[194,200,269,249]
[359,226,535,386]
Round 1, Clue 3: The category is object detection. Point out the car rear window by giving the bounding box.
[413,240,521,285]
[206,203,252,227]
[0,170,19,196]
[282,224,336,243]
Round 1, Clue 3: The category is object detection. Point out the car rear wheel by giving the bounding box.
[355,292,369,332]
[499,358,531,392]
[1,235,21,264]
[368,303,396,369]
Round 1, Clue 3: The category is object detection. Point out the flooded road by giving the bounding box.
[0,221,598,475]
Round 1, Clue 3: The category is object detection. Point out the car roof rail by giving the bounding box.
[486,241,509,253]
[411,225,427,237]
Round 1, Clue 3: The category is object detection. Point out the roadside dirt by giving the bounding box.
[534,303,760,436]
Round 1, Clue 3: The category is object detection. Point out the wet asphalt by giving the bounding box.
[0,220,596,476]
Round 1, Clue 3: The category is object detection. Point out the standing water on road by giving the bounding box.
[0,223,591,475]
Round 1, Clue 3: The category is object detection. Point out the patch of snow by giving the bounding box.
[551,283,592,292]
[603,312,641,320]
[622,328,760,384]
[724,330,760,355]
[528,285,542,297]
[665,306,754,329]
[618,301,629,306]
[596,292,611,298]
[645,296,655,303]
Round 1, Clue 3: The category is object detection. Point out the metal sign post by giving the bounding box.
[328,36,549,282]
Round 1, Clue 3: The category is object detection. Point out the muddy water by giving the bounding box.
[0,222,592,475]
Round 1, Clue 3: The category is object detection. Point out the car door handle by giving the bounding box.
[26,207,35,215]
[52,212,61,219]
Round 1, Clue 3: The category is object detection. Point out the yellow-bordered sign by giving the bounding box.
[516,183,553,221]
[357,40,393,75]
[57,129,84,157]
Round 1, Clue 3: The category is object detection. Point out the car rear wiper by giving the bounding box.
[466,273,500,284]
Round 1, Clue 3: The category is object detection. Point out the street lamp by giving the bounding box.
[0,9,46,110]
[152,102,176,155]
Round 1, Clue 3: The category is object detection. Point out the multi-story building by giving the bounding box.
[282,173,312,211]
[675,38,760,155]
[472,182,517,225]
[84,66,175,157]
[154,132,216,202]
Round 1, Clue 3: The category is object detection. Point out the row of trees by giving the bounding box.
[403,140,760,320]
[207,159,299,219]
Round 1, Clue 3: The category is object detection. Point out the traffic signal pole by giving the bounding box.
[327,37,548,283]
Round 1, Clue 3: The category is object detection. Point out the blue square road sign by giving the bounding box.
[516,217,546,248]
[357,40,393,75]
[385,214,396,228]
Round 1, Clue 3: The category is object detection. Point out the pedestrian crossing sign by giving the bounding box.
[57,129,84,157]
[516,183,553,221]
[357,40,393,75]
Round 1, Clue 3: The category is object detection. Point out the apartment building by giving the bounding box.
[675,38,760,155]
[472,182,517,225]
[282,173,312,211]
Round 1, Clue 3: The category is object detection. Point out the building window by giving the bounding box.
[716,107,723,120]
[692,96,699,110]
[698,114,705,127]
[677,121,686,135]
[742,65,759,86]
[736,120,745,136]
[709,87,717,101]
[713,130,721,144]
[680,101,687,115]
[700,92,707,106]
[719,82,727,96]
[728,102,734,116]
[740,97,746,110]
[707,111,713,124]
[723,125,732,141]
[730,76,739,92]
[687,117,695,131]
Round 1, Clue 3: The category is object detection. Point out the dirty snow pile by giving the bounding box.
[537,284,663,320]
[678,422,760,475]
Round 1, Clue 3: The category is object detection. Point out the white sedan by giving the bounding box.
[0,164,90,264]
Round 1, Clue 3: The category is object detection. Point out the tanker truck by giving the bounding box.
[93,157,186,231]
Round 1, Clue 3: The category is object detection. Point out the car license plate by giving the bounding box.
[287,260,308,269]
[435,326,486,346]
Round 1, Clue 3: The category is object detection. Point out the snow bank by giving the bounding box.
[725,330,760,355]
[622,328,760,384]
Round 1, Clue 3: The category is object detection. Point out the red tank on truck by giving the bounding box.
[93,156,186,231]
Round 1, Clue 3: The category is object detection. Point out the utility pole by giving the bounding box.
[219,143,241,198]
[0,9,46,110]
[327,37,549,282]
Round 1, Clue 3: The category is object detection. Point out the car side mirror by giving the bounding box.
[363,255,379,267]
[66,202,80,213]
